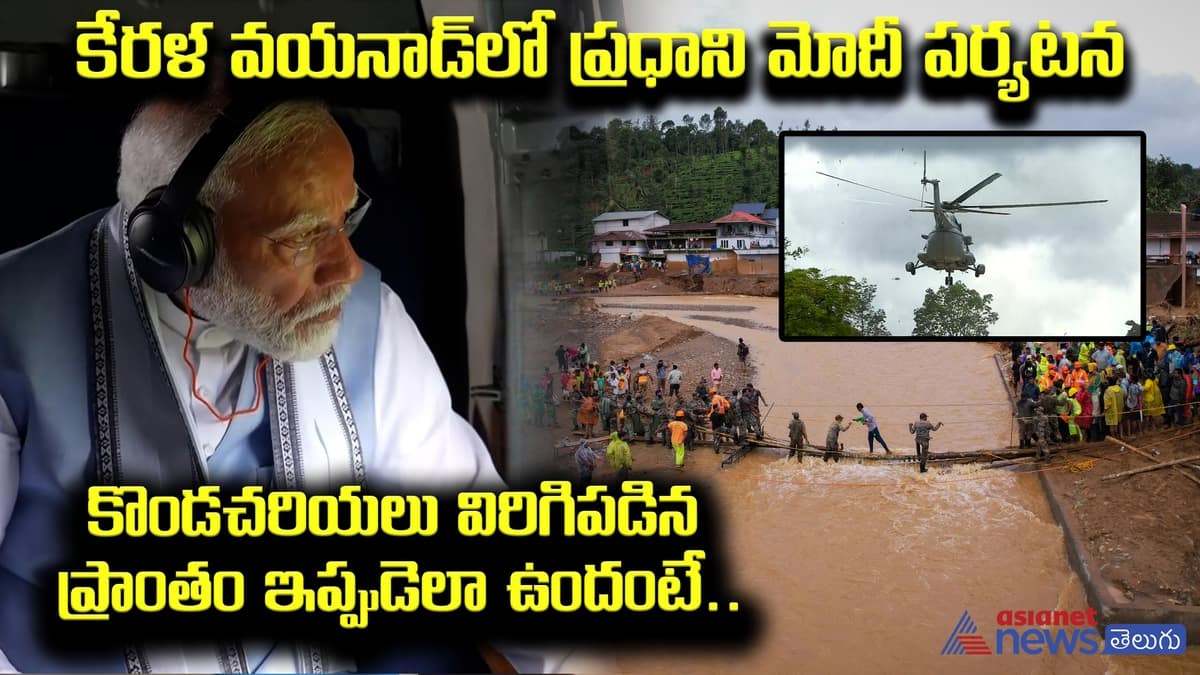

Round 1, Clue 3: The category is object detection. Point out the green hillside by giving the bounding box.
[554,110,814,252]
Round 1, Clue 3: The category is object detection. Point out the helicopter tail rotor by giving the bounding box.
[920,150,928,206]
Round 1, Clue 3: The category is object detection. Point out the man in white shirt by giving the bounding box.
[854,402,892,454]
[0,94,590,673]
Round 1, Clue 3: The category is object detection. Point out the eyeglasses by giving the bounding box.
[261,186,372,267]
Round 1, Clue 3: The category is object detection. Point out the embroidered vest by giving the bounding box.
[0,208,385,672]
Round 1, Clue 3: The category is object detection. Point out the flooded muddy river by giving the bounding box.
[590,295,1197,675]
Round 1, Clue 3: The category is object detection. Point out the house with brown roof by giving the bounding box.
[712,210,778,250]
[643,222,718,256]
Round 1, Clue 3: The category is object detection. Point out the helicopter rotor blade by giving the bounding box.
[948,173,1002,205]
[816,171,932,205]
[909,208,1010,215]
[963,199,1108,209]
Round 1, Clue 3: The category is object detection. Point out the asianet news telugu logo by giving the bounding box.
[942,609,1102,655]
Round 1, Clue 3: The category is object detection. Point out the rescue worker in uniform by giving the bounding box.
[1038,386,1061,443]
[825,415,851,462]
[624,394,646,442]
[725,389,744,444]
[787,412,809,462]
[744,384,767,440]
[1016,393,1037,449]
[656,411,689,470]
[1033,407,1052,461]
[738,388,758,440]
[600,389,615,432]
[709,388,731,453]
[686,396,708,452]
[650,390,669,447]
[908,412,943,473]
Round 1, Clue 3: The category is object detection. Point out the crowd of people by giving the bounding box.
[1010,321,1197,460]
[532,258,670,296]
[520,338,776,480]
[533,318,1198,478]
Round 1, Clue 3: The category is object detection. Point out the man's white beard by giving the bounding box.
[188,250,350,362]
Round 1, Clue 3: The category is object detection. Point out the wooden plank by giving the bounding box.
[1100,453,1200,480]
[1106,436,1200,488]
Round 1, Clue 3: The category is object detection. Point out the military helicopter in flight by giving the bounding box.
[817,152,1108,286]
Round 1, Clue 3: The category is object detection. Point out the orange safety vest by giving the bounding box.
[668,420,688,445]
[711,394,730,415]
[1038,373,1053,391]
[1070,369,1088,391]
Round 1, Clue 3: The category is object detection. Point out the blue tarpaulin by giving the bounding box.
[686,254,711,274]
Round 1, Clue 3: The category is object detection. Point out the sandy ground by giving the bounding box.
[1043,429,1200,608]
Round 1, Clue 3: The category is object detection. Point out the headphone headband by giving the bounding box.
[149,97,276,222]
[128,96,277,294]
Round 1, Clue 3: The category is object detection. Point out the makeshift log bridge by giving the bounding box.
[559,430,1044,467]
[710,430,1040,468]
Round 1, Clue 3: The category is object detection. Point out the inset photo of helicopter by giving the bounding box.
[780,132,1144,340]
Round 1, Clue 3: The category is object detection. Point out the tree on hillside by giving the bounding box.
[783,268,860,337]
[553,111,833,252]
[847,278,890,336]
[1147,155,1200,211]
[912,282,999,336]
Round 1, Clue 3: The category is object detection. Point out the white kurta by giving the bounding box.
[0,281,599,673]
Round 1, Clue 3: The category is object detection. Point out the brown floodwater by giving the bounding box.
[585,295,1198,675]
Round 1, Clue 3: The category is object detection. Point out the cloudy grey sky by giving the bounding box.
[537,2,1200,165]
[783,135,1141,336]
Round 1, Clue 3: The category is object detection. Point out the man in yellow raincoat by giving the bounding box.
[1103,378,1125,438]
[1143,377,1165,429]
[606,431,633,482]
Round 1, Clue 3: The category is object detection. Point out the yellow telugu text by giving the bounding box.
[86,485,437,537]
[766,17,902,79]
[507,550,709,612]
[58,561,244,620]
[266,561,487,628]
[74,9,557,80]
[457,480,698,537]
[923,20,1124,102]
[59,553,715,623]
[569,23,745,88]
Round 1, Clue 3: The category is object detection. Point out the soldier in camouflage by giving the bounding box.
[1033,407,1052,461]
[651,390,668,446]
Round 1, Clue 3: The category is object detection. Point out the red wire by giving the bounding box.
[182,288,269,422]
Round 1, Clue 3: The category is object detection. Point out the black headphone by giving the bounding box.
[128,98,273,294]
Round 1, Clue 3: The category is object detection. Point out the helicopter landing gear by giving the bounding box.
[974,264,985,278]
[905,261,916,275]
